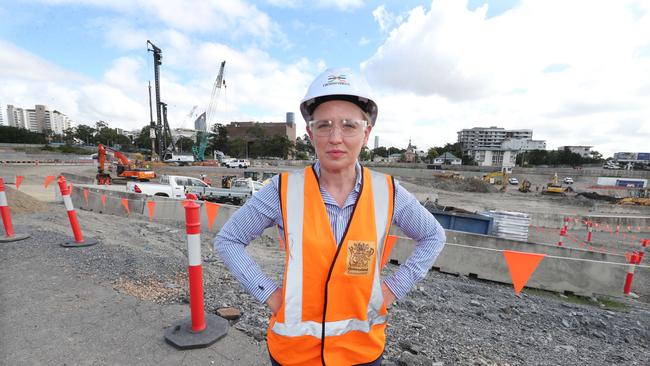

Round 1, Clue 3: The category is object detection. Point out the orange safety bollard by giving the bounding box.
[557,227,566,246]
[57,176,98,247]
[0,178,30,242]
[165,194,228,350]
[587,221,593,243]
[623,254,638,295]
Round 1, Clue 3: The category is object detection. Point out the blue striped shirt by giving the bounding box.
[214,161,446,303]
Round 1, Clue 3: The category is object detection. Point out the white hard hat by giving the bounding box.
[300,67,378,126]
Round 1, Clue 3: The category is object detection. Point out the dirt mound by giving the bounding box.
[3,186,50,214]
[403,176,498,193]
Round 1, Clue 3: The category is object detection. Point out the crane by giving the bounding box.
[192,61,226,162]
[96,144,156,184]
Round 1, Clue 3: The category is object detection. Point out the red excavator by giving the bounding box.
[96,144,156,184]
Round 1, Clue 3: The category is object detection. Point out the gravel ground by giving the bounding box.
[8,206,649,366]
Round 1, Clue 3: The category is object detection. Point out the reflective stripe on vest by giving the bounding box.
[272,167,392,338]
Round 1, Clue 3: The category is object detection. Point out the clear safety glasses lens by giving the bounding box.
[308,119,368,137]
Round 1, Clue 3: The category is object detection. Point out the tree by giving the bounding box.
[208,123,229,154]
[426,147,439,162]
[134,126,153,149]
[63,127,76,144]
[387,147,404,156]
[296,134,314,155]
[359,146,371,161]
[74,124,96,145]
[175,136,195,153]
[0,126,47,144]
[372,146,388,158]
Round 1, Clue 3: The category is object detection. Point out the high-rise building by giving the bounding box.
[374,136,379,150]
[458,126,545,167]
[194,112,207,132]
[0,105,4,126]
[5,104,73,134]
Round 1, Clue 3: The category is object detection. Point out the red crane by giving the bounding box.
[96,144,156,184]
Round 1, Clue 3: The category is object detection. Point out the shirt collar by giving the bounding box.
[313,160,363,193]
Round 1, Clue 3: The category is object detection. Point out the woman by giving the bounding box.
[215,67,446,365]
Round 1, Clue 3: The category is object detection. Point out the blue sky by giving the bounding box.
[1,0,649,157]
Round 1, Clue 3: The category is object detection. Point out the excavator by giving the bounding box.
[542,173,568,195]
[96,144,156,184]
[518,179,532,193]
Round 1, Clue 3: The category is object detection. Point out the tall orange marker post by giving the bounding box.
[165,194,228,350]
[638,239,648,263]
[57,176,98,247]
[0,178,30,242]
[586,221,593,243]
[623,254,638,295]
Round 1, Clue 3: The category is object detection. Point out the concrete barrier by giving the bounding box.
[70,186,279,238]
[530,212,650,232]
[389,229,633,298]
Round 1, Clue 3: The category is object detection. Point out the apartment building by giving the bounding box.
[6,104,72,134]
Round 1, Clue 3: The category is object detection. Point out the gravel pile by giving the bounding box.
[10,207,649,366]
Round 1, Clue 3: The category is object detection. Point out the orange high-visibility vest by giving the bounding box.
[268,166,395,365]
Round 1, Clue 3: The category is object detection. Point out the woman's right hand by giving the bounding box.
[266,288,283,315]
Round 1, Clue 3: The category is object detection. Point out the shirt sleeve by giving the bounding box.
[382,180,446,300]
[213,175,282,303]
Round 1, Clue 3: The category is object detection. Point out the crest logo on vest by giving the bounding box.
[346,241,375,276]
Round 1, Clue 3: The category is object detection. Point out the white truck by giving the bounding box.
[162,152,194,166]
[126,175,261,205]
[225,159,251,168]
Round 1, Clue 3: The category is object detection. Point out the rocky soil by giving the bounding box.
[9,205,649,366]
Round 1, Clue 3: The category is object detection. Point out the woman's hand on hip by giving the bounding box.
[381,282,396,308]
[266,288,283,315]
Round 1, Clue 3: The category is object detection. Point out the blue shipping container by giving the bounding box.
[427,209,494,235]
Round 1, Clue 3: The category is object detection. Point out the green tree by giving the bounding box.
[426,147,439,162]
[75,124,96,145]
[359,146,371,161]
[134,126,153,149]
[0,126,47,143]
[63,127,76,144]
[208,123,229,154]
[175,136,195,153]
[387,147,404,156]
[295,134,314,155]
[372,146,388,158]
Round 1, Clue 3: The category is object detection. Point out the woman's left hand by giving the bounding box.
[381,282,396,308]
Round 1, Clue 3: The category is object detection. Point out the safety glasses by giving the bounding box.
[308,119,368,137]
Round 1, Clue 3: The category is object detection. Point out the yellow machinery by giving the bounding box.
[482,171,508,186]
[519,179,532,193]
[542,173,567,195]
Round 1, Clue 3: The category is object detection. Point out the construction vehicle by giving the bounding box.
[482,171,509,186]
[542,173,568,195]
[96,144,156,184]
[518,179,532,192]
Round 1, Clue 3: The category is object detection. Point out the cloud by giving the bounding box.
[36,0,288,46]
[360,0,650,156]
[372,5,405,32]
[317,0,364,11]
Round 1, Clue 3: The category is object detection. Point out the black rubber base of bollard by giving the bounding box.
[60,237,99,247]
[165,314,229,350]
[0,233,30,243]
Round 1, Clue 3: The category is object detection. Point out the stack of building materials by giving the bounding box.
[480,210,530,241]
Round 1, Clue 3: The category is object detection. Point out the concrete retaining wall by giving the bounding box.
[70,185,278,238]
[529,212,650,232]
[389,229,633,298]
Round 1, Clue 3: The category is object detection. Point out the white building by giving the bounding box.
[5,104,73,134]
[558,145,592,158]
[458,127,546,168]
[433,152,462,165]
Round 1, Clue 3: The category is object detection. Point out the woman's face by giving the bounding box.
[307,100,372,173]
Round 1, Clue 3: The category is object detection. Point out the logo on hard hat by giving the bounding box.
[323,74,350,87]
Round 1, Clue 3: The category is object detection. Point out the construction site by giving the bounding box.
[1,153,649,365]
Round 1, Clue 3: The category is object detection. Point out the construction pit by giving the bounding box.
[1,162,649,365]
